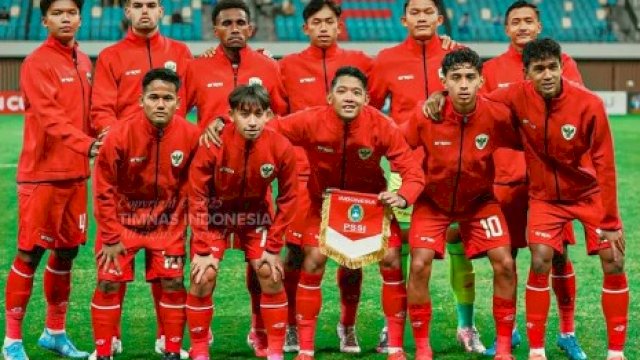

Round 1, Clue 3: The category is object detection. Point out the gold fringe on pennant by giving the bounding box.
[319,191,393,269]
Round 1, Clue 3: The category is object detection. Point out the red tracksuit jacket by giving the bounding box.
[270,105,425,207]
[91,30,193,133]
[279,43,373,178]
[188,125,298,255]
[487,79,621,231]
[18,36,94,183]
[184,45,288,129]
[93,113,200,254]
[482,45,584,186]
[369,35,452,125]
[403,97,520,214]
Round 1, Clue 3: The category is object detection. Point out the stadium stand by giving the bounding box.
[0,0,623,41]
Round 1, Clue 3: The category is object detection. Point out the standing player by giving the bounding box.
[269,67,424,360]
[90,69,199,360]
[184,0,288,356]
[403,48,518,360]
[186,84,298,360]
[368,0,483,353]
[481,2,586,357]
[2,0,98,358]
[486,39,628,360]
[90,0,193,356]
[278,0,373,352]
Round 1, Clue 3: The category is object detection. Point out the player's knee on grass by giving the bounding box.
[599,248,625,274]
[529,244,554,274]
[409,252,434,280]
[98,280,122,294]
[160,277,185,291]
[380,247,402,270]
[254,263,283,293]
[53,247,79,261]
[17,247,46,267]
[489,252,516,280]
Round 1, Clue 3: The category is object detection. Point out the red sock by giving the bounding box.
[408,302,432,353]
[284,268,300,326]
[159,289,186,354]
[525,271,550,349]
[261,291,288,356]
[151,281,164,339]
[602,273,629,351]
[296,271,323,352]
[381,268,406,349]
[246,265,264,330]
[186,293,213,357]
[494,296,516,355]
[44,255,72,331]
[552,260,576,334]
[91,289,120,356]
[337,267,362,327]
[5,257,35,340]
[115,282,126,338]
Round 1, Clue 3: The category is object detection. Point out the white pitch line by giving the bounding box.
[0,164,18,168]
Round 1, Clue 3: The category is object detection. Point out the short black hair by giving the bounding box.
[442,48,483,76]
[41,0,83,16]
[229,84,271,111]
[142,68,180,92]
[504,0,540,25]
[303,0,341,22]
[212,0,250,25]
[331,66,368,90]
[404,0,441,14]
[522,38,562,70]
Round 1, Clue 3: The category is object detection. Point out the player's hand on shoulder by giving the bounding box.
[378,191,408,209]
[440,35,460,50]
[423,91,446,121]
[199,117,226,148]
[198,46,216,58]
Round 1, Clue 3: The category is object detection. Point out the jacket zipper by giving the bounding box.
[451,116,467,213]
[422,43,429,98]
[340,123,349,188]
[73,49,88,174]
[544,100,561,200]
[233,64,239,87]
[239,141,252,204]
[146,38,153,69]
[146,128,163,230]
[322,49,329,94]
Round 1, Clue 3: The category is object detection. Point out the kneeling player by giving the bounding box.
[403,48,518,360]
[187,84,298,360]
[91,69,199,360]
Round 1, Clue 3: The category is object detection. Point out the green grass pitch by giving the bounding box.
[0,114,638,359]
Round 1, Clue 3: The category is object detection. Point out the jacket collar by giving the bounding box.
[125,28,162,46]
[213,44,253,65]
[44,35,78,58]
[442,96,481,124]
[402,34,443,57]
[138,111,178,137]
[304,42,340,59]
[225,123,262,151]
[506,44,523,62]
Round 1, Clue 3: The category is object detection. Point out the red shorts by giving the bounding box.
[410,200,511,259]
[493,183,529,250]
[195,227,270,262]
[96,230,184,282]
[17,180,88,251]
[528,195,608,255]
[285,176,310,247]
[301,205,402,248]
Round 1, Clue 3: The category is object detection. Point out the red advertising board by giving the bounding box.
[0,91,24,114]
